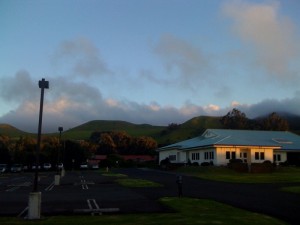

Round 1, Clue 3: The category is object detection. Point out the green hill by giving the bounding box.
[156,116,223,145]
[3,113,299,146]
[0,124,30,138]
[0,117,224,145]
[63,120,166,140]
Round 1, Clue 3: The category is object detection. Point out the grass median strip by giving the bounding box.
[115,178,163,187]
[0,197,286,225]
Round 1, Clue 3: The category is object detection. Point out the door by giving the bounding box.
[240,149,250,163]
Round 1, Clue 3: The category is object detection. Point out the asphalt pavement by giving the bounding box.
[117,168,300,225]
[0,168,299,225]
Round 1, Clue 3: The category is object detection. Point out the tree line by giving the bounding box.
[90,131,157,155]
[0,130,157,168]
[0,109,291,167]
[220,109,289,131]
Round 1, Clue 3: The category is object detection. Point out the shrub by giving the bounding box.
[229,159,243,163]
[201,162,210,167]
[251,162,274,173]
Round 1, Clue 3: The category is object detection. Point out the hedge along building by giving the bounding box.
[157,129,300,166]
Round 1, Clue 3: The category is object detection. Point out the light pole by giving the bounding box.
[28,78,49,220]
[34,78,49,191]
[57,126,63,173]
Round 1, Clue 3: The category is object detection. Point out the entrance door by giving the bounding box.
[240,149,250,163]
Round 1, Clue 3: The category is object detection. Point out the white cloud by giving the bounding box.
[52,37,111,78]
[231,101,240,107]
[223,0,300,80]
[153,34,211,88]
[1,74,300,132]
[204,104,220,112]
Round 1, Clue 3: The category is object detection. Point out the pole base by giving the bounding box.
[54,175,61,185]
[28,192,41,219]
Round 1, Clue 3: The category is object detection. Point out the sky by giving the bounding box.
[0,0,300,133]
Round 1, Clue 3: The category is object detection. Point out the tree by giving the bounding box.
[14,136,37,165]
[0,134,11,163]
[132,136,157,155]
[220,108,249,129]
[261,112,289,131]
[111,131,132,154]
[98,133,116,154]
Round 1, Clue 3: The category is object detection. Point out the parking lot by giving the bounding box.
[0,168,300,225]
[0,169,169,217]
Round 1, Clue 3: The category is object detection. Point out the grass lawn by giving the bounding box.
[280,186,300,194]
[101,172,128,178]
[177,166,300,183]
[0,197,286,225]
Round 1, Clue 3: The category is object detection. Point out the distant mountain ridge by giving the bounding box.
[1,113,300,145]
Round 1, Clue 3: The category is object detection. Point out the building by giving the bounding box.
[157,129,300,166]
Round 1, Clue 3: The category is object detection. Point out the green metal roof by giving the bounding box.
[159,129,300,151]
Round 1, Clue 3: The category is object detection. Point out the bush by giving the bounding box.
[229,159,243,163]
[192,162,199,166]
[228,162,248,172]
[251,162,274,173]
[201,162,210,167]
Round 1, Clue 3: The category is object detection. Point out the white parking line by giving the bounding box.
[74,199,119,215]
[45,181,55,191]
[82,184,89,190]
[6,186,20,192]
[6,181,31,191]
[87,199,100,210]
[18,207,28,218]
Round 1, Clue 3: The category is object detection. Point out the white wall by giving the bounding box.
[160,147,284,166]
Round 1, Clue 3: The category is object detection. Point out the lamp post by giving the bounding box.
[28,78,49,219]
[34,78,49,191]
[57,126,63,173]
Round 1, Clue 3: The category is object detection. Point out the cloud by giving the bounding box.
[0,70,38,102]
[0,71,219,132]
[153,34,211,88]
[2,70,300,133]
[222,0,300,80]
[52,37,111,78]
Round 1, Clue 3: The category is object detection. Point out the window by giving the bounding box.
[205,151,214,160]
[260,152,265,160]
[226,151,236,160]
[274,154,281,162]
[204,152,209,160]
[191,153,200,160]
[226,151,230,159]
[255,152,259,160]
[231,152,236,159]
[209,151,214,160]
[255,152,265,160]
[169,155,176,161]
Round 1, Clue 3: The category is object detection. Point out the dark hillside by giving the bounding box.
[63,120,165,140]
[157,116,223,146]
